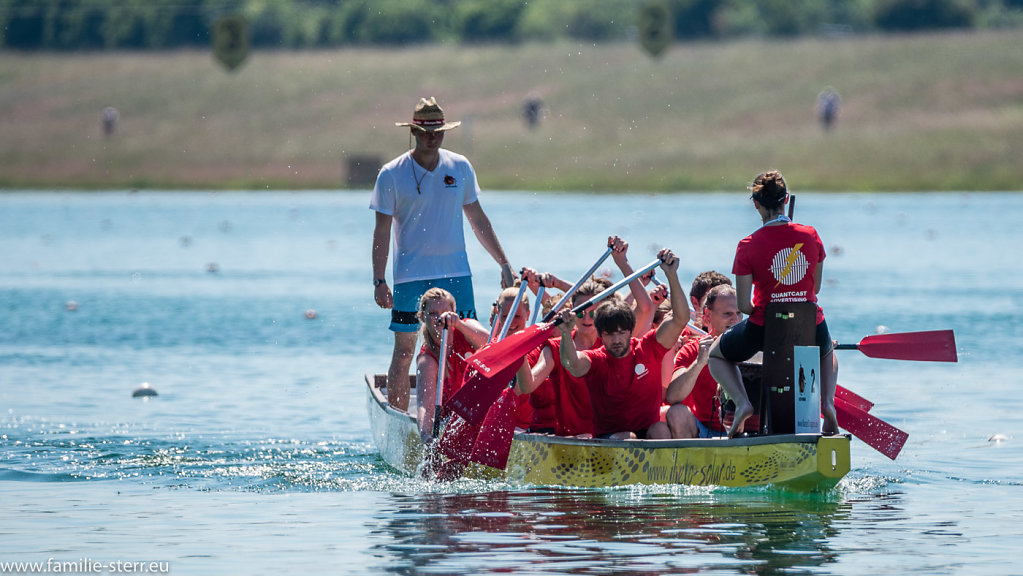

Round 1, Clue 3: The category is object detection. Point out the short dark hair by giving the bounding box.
[594,299,635,335]
[703,284,736,311]
[690,271,732,304]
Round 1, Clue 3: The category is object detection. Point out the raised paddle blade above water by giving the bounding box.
[446,353,529,426]
[836,329,957,362]
[835,395,908,460]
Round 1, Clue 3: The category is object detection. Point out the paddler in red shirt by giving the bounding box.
[707,170,840,437]
[554,249,691,440]
[515,236,655,437]
[415,287,490,442]
[664,284,743,438]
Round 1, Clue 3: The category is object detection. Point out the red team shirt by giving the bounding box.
[673,338,725,431]
[545,333,601,437]
[581,330,669,437]
[418,329,475,408]
[733,222,826,326]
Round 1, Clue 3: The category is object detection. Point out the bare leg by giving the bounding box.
[820,350,839,435]
[665,404,699,439]
[645,421,672,439]
[708,344,754,438]
[387,331,418,411]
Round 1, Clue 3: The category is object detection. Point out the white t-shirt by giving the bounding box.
[369,148,481,284]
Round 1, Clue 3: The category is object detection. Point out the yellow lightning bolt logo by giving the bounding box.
[774,243,804,289]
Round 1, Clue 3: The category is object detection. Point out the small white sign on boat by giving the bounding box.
[793,345,821,434]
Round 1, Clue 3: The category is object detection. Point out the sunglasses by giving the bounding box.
[575,309,595,319]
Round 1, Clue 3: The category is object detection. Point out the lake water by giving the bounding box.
[1,190,1021,575]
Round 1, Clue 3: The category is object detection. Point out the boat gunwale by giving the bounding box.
[365,373,849,449]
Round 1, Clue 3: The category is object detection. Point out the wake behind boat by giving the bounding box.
[365,373,851,491]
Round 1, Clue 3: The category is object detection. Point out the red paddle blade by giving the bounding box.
[836,385,874,413]
[468,387,518,470]
[835,396,908,460]
[445,359,522,426]
[857,329,958,362]
[466,322,554,379]
[436,413,482,462]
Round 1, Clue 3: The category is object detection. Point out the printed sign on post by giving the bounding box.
[793,345,821,433]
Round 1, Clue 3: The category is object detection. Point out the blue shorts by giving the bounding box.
[390,276,477,333]
[718,317,834,362]
[696,419,726,439]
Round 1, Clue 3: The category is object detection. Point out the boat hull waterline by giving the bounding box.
[366,374,850,491]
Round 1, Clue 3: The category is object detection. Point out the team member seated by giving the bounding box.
[707,170,839,437]
[555,249,691,440]
[664,285,743,438]
[414,288,489,442]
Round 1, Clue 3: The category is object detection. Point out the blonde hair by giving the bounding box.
[418,287,456,356]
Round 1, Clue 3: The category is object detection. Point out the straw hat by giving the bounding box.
[395,97,461,132]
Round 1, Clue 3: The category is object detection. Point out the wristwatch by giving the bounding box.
[373,278,387,287]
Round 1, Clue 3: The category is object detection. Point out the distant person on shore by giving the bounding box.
[707,170,839,437]
[101,106,118,137]
[522,92,546,129]
[816,87,841,132]
[371,97,515,411]
[415,288,490,442]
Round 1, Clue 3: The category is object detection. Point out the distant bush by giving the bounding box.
[0,0,1017,50]
[873,0,978,30]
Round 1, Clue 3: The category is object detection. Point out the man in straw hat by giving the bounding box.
[371,97,515,411]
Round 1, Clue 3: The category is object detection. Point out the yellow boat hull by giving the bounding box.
[366,374,849,491]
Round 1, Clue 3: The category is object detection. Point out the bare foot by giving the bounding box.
[821,404,839,435]
[727,401,754,438]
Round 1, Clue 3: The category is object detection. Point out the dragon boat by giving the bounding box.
[365,373,851,491]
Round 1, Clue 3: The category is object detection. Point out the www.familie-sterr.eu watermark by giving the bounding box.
[0,558,170,574]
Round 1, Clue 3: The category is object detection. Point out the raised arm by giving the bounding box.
[556,310,591,378]
[463,200,515,288]
[609,235,654,337]
[655,249,691,349]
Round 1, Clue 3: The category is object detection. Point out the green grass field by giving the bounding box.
[1,29,1020,191]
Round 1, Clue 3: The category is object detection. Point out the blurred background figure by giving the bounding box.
[101,106,118,137]
[816,87,841,132]
[522,92,546,130]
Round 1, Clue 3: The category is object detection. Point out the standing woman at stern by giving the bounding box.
[707,170,840,437]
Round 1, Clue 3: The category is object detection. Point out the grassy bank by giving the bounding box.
[1,29,1020,191]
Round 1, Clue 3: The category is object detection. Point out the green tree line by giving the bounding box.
[1,0,1020,50]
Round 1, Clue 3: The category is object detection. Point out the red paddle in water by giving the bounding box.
[835,330,957,363]
[835,395,908,460]
[468,387,519,470]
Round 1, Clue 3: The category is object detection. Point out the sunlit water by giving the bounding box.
[1,190,1021,575]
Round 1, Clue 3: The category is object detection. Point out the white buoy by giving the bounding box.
[988,433,1009,443]
[132,382,158,398]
